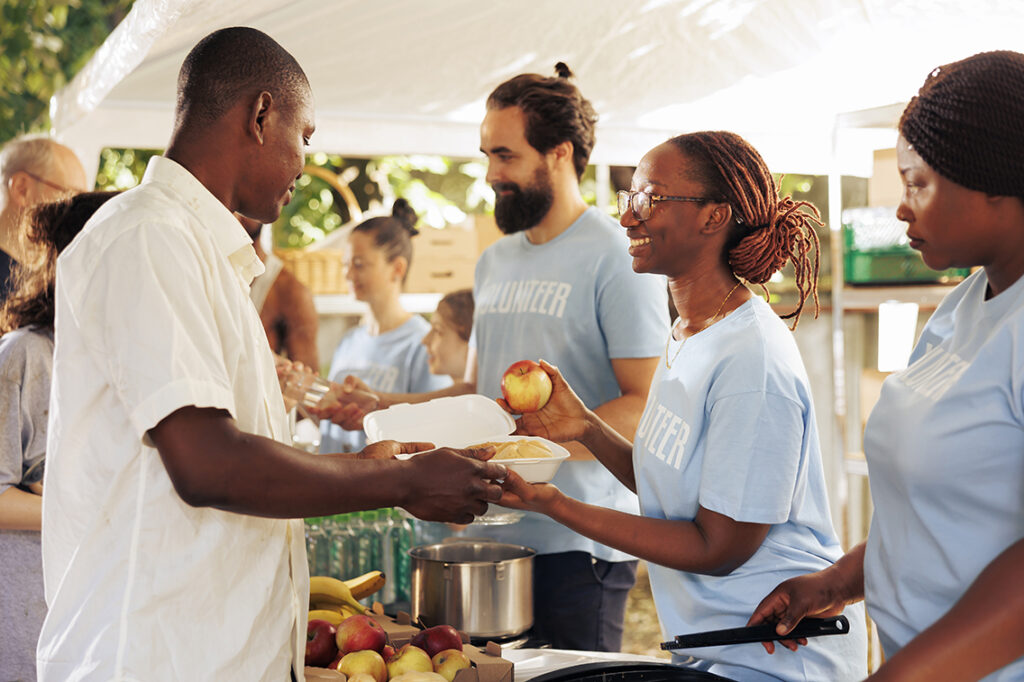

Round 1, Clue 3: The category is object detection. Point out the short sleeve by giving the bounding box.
[0,334,51,491]
[596,266,668,359]
[0,376,25,492]
[698,391,806,523]
[63,223,237,440]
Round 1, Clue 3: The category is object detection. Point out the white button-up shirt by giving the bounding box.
[39,156,308,681]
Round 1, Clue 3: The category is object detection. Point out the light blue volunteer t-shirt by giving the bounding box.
[321,315,451,454]
[864,269,1024,682]
[637,296,867,681]
[468,207,669,561]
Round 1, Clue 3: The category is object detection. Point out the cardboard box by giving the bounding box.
[473,214,502,256]
[456,642,514,682]
[405,257,476,294]
[368,604,514,682]
[370,603,420,647]
[416,225,480,262]
[868,148,901,207]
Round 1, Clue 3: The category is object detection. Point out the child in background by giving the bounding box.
[422,288,473,383]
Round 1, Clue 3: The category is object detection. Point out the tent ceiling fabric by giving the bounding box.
[53,0,1024,175]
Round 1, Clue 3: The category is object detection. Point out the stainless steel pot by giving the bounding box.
[410,540,535,639]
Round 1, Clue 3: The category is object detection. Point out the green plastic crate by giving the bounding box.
[842,207,969,285]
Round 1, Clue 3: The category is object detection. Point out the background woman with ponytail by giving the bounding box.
[498,132,867,681]
[319,199,451,454]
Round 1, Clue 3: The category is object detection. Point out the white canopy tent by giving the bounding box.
[48,0,1024,532]
[52,0,1024,180]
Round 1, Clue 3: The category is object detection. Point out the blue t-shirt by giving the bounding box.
[638,296,867,681]
[864,269,1024,681]
[321,315,451,453]
[469,207,669,561]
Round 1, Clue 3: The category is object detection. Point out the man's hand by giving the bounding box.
[400,446,507,524]
[357,440,435,460]
[497,360,590,444]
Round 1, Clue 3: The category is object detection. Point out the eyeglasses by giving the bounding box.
[23,171,74,195]
[617,189,711,221]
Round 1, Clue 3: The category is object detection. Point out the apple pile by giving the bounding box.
[307,615,472,682]
[501,360,552,413]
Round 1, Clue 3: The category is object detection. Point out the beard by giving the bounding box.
[492,164,555,234]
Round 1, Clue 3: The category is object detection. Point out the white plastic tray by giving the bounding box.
[364,394,569,483]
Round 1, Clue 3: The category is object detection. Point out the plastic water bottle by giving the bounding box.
[354,510,380,578]
[377,509,398,606]
[326,513,353,580]
[391,508,414,604]
[304,517,330,576]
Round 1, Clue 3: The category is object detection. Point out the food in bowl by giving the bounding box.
[471,439,553,460]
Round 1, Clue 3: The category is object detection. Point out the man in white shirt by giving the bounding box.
[37,27,505,682]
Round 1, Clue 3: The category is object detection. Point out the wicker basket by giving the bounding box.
[276,248,347,295]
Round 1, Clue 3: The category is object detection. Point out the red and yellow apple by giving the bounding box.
[432,648,472,682]
[410,624,463,659]
[501,360,552,413]
[336,649,387,682]
[306,618,340,668]
[335,614,387,655]
[387,644,434,678]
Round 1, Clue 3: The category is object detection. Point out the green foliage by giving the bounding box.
[275,153,494,250]
[94,147,158,190]
[0,0,134,143]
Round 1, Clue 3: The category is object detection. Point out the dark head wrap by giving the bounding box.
[899,50,1024,198]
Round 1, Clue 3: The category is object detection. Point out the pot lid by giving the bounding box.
[364,394,515,448]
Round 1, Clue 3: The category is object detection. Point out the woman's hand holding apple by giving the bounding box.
[497,360,591,445]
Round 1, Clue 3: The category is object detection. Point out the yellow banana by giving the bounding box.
[309,575,368,614]
[344,570,387,601]
[311,601,345,613]
[308,609,344,626]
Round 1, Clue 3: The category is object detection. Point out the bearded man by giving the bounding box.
[322,64,669,651]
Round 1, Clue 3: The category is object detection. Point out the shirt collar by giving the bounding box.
[141,156,265,283]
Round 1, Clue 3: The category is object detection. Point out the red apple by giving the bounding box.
[335,614,387,655]
[432,649,472,682]
[410,624,463,658]
[387,644,434,678]
[382,643,397,661]
[306,618,340,667]
[501,360,552,412]
[336,649,388,682]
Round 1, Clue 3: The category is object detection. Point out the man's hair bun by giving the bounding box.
[554,62,573,79]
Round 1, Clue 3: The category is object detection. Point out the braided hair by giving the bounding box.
[668,131,822,329]
[899,50,1024,199]
[351,198,419,284]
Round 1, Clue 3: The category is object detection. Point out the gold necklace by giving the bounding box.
[665,281,743,369]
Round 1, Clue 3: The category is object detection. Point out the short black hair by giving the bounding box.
[175,27,310,127]
[487,63,597,179]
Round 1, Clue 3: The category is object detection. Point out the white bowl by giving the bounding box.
[364,395,571,484]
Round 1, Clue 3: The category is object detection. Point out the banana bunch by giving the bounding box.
[308,571,386,624]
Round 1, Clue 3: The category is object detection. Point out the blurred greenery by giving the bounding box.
[0,0,134,143]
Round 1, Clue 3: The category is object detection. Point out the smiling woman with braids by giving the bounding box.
[497,132,867,681]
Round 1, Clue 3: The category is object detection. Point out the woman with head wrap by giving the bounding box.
[749,51,1024,681]
[497,129,868,680]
